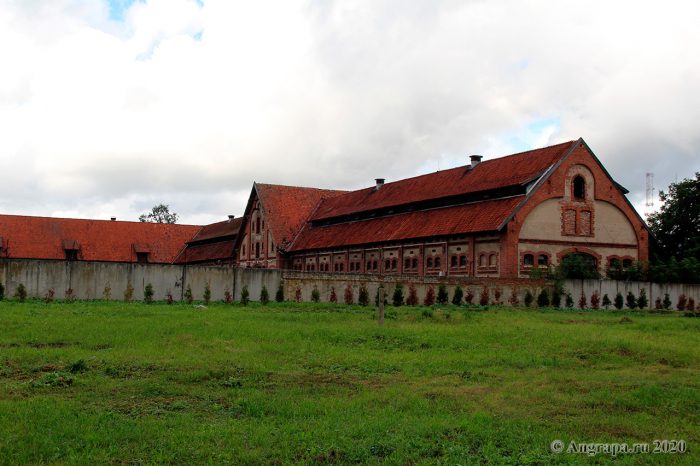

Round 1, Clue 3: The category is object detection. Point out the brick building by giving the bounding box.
[234,138,650,278]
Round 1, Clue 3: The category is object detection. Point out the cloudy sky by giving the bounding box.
[1,0,698,225]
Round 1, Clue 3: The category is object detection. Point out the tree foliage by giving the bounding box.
[139,204,179,224]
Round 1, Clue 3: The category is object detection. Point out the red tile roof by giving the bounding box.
[0,215,200,263]
[311,140,577,221]
[289,196,523,251]
[172,240,237,264]
[188,217,243,243]
[255,183,347,245]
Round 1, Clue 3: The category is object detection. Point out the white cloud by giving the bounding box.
[0,0,698,224]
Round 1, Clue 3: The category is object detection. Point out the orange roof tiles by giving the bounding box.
[311,141,576,221]
[0,215,200,263]
[173,240,237,264]
[188,217,243,243]
[255,184,347,244]
[289,196,523,251]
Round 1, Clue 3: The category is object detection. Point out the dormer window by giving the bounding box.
[64,240,79,261]
[133,243,150,264]
[573,176,585,199]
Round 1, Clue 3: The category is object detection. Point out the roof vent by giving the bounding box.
[228,215,235,222]
[469,155,483,170]
[111,217,116,221]
[374,178,385,191]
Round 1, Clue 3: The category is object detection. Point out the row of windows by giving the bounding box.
[478,253,498,267]
[450,255,468,268]
[523,253,549,266]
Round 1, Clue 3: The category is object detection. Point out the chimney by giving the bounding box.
[469,155,483,169]
[111,217,116,221]
[374,178,385,191]
[227,215,235,222]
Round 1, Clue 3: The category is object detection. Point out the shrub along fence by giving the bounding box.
[1,259,698,309]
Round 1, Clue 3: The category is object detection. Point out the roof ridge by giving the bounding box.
[256,182,348,193]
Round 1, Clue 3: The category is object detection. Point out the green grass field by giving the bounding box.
[0,299,698,465]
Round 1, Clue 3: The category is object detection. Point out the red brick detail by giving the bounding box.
[477,250,499,274]
[580,210,592,235]
[519,238,638,249]
[563,209,577,235]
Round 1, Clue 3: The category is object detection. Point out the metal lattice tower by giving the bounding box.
[646,173,654,211]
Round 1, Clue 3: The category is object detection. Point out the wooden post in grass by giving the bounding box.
[378,286,385,326]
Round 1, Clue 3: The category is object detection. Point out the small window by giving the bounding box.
[622,258,632,269]
[479,255,486,266]
[405,258,411,269]
[573,176,585,199]
[610,258,620,268]
[255,242,260,259]
[66,249,79,261]
[524,254,534,266]
[306,264,310,271]
[256,217,261,233]
[427,257,433,268]
[136,252,148,264]
[367,261,372,270]
[538,254,548,266]
[489,254,496,266]
[373,261,378,270]
[451,256,458,268]
[391,259,397,270]
[385,259,391,270]
[350,262,355,271]
[334,263,339,272]
[460,255,467,267]
[340,263,344,272]
[412,258,418,269]
[311,265,315,271]
[434,257,441,269]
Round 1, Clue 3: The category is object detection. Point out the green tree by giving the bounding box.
[436,282,449,305]
[452,286,463,306]
[123,280,134,303]
[637,288,649,309]
[144,283,154,304]
[524,290,533,307]
[663,293,672,310]
[241,285,250,306]
[392,282,405,307]
[614,292,624,310]
[310,285,320,303]
[602,294,612,309]
[275,284,284,302]
[565,293,574,308]
[358,283,370,306]
[139,203,179,224]
[260,285,270,305]
[551,287,562,308]
[183,284,193,304]
[626,291,637,309]
[0,281,5,301]
[203,282,211,305]
[647,173,700,263]
[537,289,550,307]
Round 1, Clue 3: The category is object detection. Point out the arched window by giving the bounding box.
[405,258,411,270]
[451,256,458,268]
[340,263,344,272]
[255,242,260,258]
[434,257,441,269]
[610,258,620,268]
[350,262,355,271]
[306,264,310,271]
[489,254,496,266]
[412,258,418,269]
[563,252,597,270]
[427,257,433,268]
[356,262,361,271]
[256,216,261,233]
[367,261,372,271]
[334,263,338,272]
[479,254,486,266]
[622,258,632,269]
[538,254,548,266]
[573,176,585,199]
[373,261,378,270]
[385,259,391,270]
[391,259,397,270]
[242,245,246,256]
[523,254,534,266]
[311,265,315,271]
[460,255,467,267]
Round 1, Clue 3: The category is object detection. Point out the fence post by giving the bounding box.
[378,286,385,325]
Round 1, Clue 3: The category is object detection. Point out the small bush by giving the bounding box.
[479,286,489,306]
[241,285,250,306]
[464,287,474,305]
[436,282,448,305]
[329,287,337,303]
[626,291,637,309]
[590,290,600,310]
[44,289,55,304]
[203,282,211,305]
[123,280,134,303]
[102,282,112,301]
[677,293,687,311]
[654,297,663,310]
[551,287,562,308]
[344,284,354,305]
[614,292,624,310]
[144,284,155,304]
[524,290,533,307]
[392,282,405,307]
[14,283,27,302]
[275,284,284,303]
[295,286,303,303]
[406,283,419,306]
[508,287,519,306]
[164,289,174,305]
[310,285,320,303]
[637,288,649,309]
[602,293,611,309]
[183,284,192,304]
[0,281,4,300]
[663,293,672,310]
[358,283,369,306]
[422,308,434,318]
[492,288,503,305]
[224,288,232,304]
[565,293,574,308]
[537,289,550,308]
[688,297,696,311]
[578,290,587,309]
[65,287,76,303]
[424,285,436,306]
[260,285,270,305]
[452,286,463,306]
